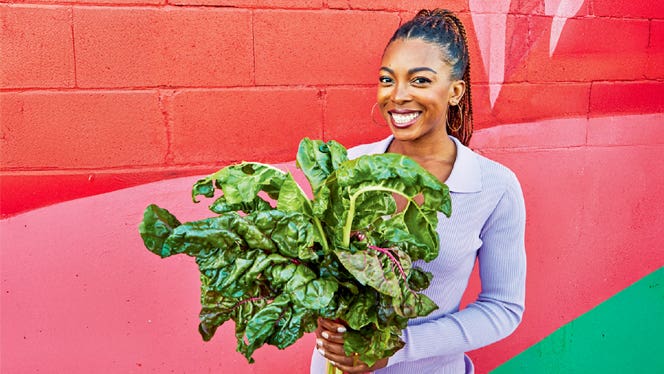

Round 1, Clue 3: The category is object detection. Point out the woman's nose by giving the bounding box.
[391,82,411,103]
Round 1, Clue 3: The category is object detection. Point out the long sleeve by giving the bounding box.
[311,136,528,374]
[383,162,527,372]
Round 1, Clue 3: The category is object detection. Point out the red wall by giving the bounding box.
[2,0,662,217]
[1,0,664,373]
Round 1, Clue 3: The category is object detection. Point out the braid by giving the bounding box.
[387,9,474,146]
[443,11,473,146]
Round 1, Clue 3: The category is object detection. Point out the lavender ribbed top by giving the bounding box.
[310,136,527,374]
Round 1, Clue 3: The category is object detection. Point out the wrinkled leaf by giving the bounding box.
[192,162,287,206]
[139,204,181,257]
[138,138,452,364]
[296,138,348,195]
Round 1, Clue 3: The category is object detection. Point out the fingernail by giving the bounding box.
[337,326,346,333]
[322,331,329,339]
[316,338,323,347]
[317,348,325,356]
[330,361,336,367]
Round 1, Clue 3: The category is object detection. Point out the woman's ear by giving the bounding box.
[448,80,466,106]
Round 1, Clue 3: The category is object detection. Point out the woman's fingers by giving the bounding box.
[320,329,345,344]
[318,318,347,333]
[327,356,371,374]
[315,318,375,373]
[316,337,345,355]
[316,345,357,370]
[316,318,346,344]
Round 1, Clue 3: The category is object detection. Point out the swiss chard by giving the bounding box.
[139,138,451,366]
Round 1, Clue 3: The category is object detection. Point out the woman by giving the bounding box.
[311,9,526,374]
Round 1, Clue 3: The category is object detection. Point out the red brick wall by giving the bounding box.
[1,1,662,216]
[1,1,664,373]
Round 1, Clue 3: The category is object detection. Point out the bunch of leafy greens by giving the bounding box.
[139,138,451,367]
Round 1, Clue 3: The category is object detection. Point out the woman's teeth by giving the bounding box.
[391,112,419,124]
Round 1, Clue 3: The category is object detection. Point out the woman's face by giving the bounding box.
[377,38,465,143]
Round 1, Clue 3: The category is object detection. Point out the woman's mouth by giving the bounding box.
[390,111,421,128]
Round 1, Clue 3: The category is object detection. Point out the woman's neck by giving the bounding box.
[388,133,456,163]
[388,133,457,183]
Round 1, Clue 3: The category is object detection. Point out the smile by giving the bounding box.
[390,111,421,127]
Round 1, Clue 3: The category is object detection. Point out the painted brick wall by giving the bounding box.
[1,0,662,216]
[1,1,664,373]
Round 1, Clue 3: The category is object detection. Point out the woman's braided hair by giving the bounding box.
[386,9,474,146]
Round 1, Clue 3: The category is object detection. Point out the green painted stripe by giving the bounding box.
[491,267,664,373]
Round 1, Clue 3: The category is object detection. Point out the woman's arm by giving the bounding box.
[388,172,527,366]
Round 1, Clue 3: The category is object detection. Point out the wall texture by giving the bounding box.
[1,0,663,373]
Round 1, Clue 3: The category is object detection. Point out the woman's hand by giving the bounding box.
[315,318,389,373]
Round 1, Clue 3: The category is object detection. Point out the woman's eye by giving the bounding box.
[412,77,432,85]
[379,76,393,84]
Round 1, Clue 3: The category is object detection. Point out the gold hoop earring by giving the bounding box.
[371,103,384,126]
[448,104,463,132]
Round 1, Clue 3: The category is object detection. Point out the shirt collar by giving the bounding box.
[375,135,482,193]
[445,136,482,193]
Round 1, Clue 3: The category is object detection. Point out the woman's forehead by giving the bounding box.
[381,38,447,70]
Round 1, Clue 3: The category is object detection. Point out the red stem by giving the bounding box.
[368,245,407,282]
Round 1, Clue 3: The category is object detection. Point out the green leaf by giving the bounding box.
[270,212,316,260]
[289,278,338,310]
[276,172,313,216]
[268,304,318,349]
[243,295,291,360]
[138,204,182,258]
[296,138,348,196]
[407,267,433,292]
[138,138,453,365]
[209,195,273,215]
[344,291,378,330]
[334,249,401,298]
[192,162,287,208]
[315,152,450,252]
[198,274,268,342]
[344,325,405,367]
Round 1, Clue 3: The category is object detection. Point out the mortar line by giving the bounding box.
[70,6,78,88]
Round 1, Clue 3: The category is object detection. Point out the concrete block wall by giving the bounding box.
[1,1,664,373]
[2,0,662,216]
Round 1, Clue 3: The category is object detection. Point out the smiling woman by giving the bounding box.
[312,9,526,374]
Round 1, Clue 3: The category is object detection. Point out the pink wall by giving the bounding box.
[1,0,664,373]
[3,117,663,373]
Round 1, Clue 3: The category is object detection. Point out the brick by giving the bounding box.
[471,117,587,150]
[170,0,321,7]
[518,0,591,16]
[6,0,162,4]
[647,20,664,79]
[0,5,75,88]
[591,0,664,19]
[581,146,664,277]
[254,10,399,85]
[170,89,323,164]
[0,91,167,168]
[469,83,498,129]
[469,14,530,84]
[74,8,253,88]
[327,0,467,12]
[589,81,664,116]
[473,82,591,127]
[517,0,545,15]
[587,113,664,147]
[324,87,391,148]
[526,16,650,82]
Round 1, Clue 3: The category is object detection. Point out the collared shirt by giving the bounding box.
[311,136,526,374]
